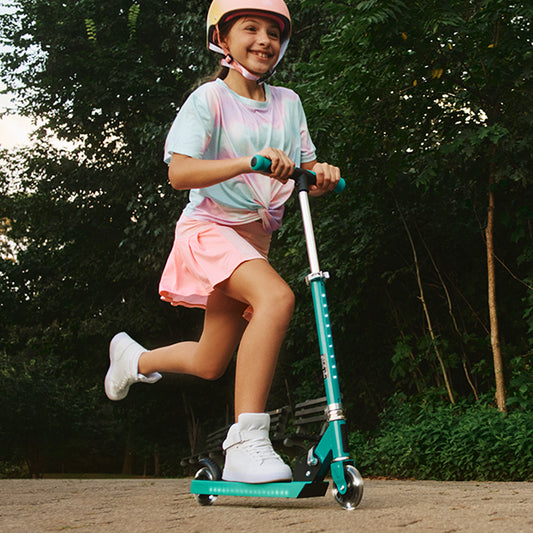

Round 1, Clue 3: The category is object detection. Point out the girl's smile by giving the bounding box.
[222,16,281,76]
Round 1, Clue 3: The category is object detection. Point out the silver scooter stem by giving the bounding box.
[298,190,321,275]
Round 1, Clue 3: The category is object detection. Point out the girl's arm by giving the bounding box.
[301,160,342,197]
[168,153,251,190]
[168,148,296,190]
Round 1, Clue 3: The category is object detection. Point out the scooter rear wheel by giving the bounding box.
[332,464,364,510]
[193,458,222,506]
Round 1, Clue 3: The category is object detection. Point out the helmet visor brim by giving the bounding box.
[223,10,288,35]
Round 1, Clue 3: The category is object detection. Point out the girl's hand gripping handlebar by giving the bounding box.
[251,155,346,194]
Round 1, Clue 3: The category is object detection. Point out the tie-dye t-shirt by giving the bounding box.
[164,79,316,232]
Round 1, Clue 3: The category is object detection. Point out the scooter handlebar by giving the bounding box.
[251,155,346,193]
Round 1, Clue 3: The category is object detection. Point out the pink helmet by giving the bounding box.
[206,0,292,82]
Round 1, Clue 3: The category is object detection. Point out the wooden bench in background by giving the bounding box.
[180,398,331,470]
[180,405,291,469]
[282,396,329,454]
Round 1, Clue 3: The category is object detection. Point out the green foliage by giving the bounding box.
[84,18,97,43]
[0,0,218,475]
[0,348,97,476]
[127,4,141,39]
[350,394,533,481]
[506,355,533,410]
[294,0,533,414]
[0,0,532,476]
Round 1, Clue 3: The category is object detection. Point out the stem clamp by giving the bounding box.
[305,271,330,286]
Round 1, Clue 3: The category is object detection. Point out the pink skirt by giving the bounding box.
[159,215,271,310]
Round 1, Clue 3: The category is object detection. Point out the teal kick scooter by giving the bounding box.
[190,155,364,510]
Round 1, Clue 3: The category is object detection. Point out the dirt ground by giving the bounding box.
[0,477,532,532]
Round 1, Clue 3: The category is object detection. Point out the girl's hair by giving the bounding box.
[182,16,237,100]
[209,17,238,81]
[213,65,230,81]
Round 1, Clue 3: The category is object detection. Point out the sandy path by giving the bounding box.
[1,478,532,532]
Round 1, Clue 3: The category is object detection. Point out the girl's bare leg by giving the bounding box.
[217,259,295,419]
[139,258,293,421]
[138,290,248,380]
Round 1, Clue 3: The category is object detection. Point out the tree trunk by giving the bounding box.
[417,226,479,401]
[396,200,455,403]
[154,446,160,477]
[182,394,200,455]
[486,175,507,412]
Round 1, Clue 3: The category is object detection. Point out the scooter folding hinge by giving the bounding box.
[307,446,318,467]
[327,404,345,422]
[305,271,330,286]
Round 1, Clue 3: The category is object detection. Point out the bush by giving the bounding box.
[350,394,533,481]
[0,461,29,479]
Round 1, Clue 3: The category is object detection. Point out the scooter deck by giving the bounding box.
[190,479,329,499]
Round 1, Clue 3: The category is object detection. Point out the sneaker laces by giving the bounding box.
[243,438,281,464]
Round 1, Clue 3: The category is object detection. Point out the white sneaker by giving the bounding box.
[104,332,162,401]
[222,413,292,483]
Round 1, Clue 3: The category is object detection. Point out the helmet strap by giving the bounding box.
[221,54,272,85]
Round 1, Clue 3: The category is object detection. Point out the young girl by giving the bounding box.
[105,0,341,484]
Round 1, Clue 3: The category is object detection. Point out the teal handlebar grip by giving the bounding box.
[251,154,274,173]
[251,155,346,193]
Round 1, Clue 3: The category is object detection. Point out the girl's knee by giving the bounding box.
[280,284,295,315]
[192,347,233,381]
[261,282,295,322]
[198,365,227,381]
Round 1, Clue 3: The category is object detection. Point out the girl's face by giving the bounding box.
[221,16,282,77]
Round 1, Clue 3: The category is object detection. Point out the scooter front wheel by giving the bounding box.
[193,458,222,506]
[332,464,364,510]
